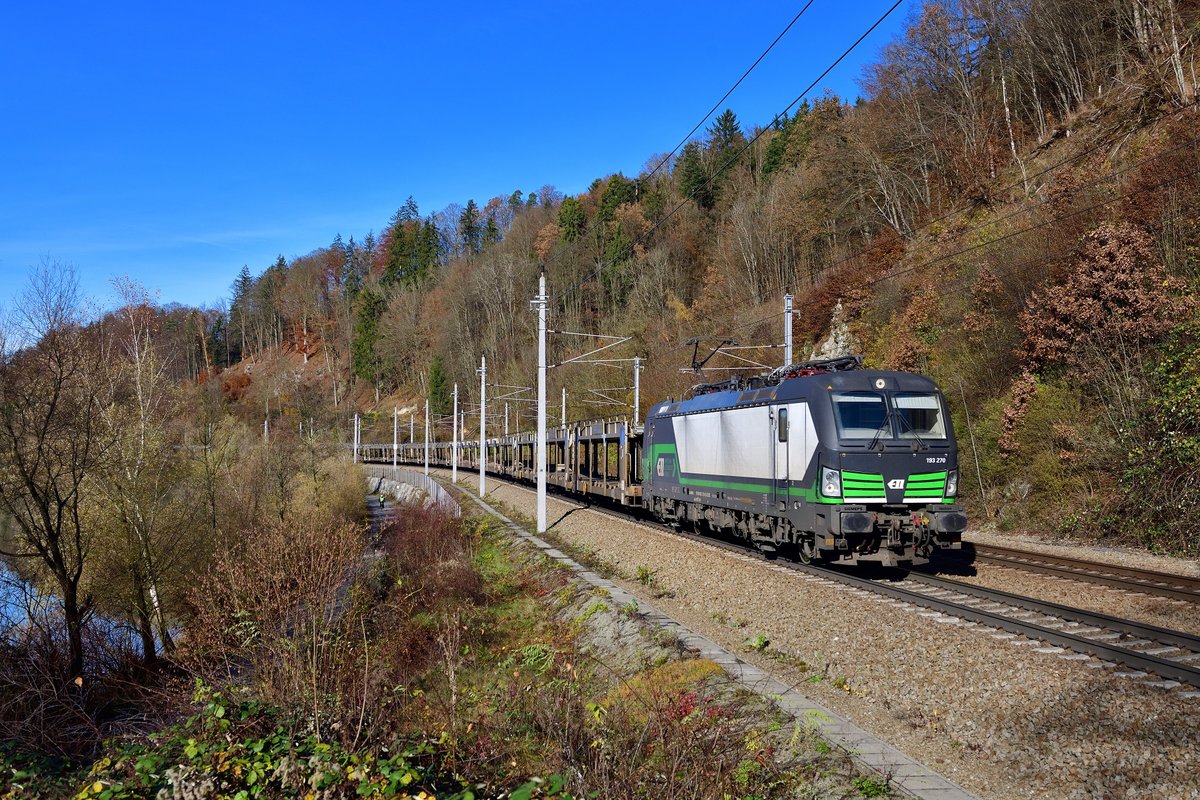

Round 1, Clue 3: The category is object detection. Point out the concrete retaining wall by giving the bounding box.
[363,465,461,515]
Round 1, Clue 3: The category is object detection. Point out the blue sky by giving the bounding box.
[0,1,909,313]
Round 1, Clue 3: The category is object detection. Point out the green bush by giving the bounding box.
[1121,320,1200,554]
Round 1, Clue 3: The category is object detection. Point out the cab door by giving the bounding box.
[773,405,789,509]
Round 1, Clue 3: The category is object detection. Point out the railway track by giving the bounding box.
[945,543,1200,603]
[850,570,1200,690]
[560,498,1200,694]
[390,466,1200,695]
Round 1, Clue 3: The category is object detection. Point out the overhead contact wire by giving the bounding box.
[541,2,817,284]
[724,120,1200,321]
[554,0,907,306]
[654,146,1200,371]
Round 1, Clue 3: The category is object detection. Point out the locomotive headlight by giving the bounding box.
[821,468,842,498]
[945,470,958,498]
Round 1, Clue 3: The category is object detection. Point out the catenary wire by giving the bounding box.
[662,151,1200,367]
[540,2,818,280]
[552,0,907,306]
[707,120,1200,331]
[559,82,1196,324]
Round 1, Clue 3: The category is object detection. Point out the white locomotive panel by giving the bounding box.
[671,403,818,483]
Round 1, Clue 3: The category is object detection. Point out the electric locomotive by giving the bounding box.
[641,356,966,567]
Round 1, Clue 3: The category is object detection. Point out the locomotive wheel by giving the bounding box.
[797,534,818,564]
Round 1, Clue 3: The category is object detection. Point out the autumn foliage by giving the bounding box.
[1019,223,1185,369]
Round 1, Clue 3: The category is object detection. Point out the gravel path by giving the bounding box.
[446,472,1200,800]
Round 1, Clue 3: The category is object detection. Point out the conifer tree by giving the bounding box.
[460,199,482,255]
[598,174,637,222]
[400,195,419,222]
[351,285,386,384]
[428,355,451,415]
[483,216,501,246]
[419,218,442,270]
[230,265,254,359]
[675,142,713,209]
[707,108,744,161]
[557,197,586,241]
[342,237,364,298]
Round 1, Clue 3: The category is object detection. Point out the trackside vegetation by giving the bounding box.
[132,0,1199,553]
[3,504,888,799]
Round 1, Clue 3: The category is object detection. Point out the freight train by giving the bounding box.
[363,357,966,567]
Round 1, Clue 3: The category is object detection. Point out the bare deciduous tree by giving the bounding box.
[0,265,108,681]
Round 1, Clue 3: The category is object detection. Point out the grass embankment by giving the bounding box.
[3,502,888,799]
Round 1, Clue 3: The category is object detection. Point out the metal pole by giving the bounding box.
[352,413,359,463]
[424,398,430,476]
[784,292,794,366]
[263,417,268,444]
[410,413,415,443]
[534,268,548,533]
[479,355,487,496]
[392,406,398,474]
[505,402,510,436]
[452,383,459,483]
[562,387,566,426]
[633,356,641,426]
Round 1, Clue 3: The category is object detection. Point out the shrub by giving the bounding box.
[1120,321,1200,554]
[1018,222,1186,372]
[182,515,368,737]
[60,682,468,800]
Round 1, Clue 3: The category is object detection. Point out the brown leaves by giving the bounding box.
[533,222,559,262]
[1000,369,1039,455]
[1017,222,1187,370]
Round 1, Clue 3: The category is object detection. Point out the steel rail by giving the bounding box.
[566,498,1200,688]
[556,497,1200,689]
[896,571,1200,653]
[963,543,1200,603]
[810,566,1200,687]
[370,460,1200,689]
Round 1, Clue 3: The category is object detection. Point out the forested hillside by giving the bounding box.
[9,0,1192,567]
[192,0,1199,553]
[2,0,1199,794]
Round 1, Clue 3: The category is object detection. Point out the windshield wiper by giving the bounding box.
[895,412,929,451]
[867,411,892,452]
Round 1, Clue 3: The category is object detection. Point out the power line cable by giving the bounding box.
[640,1,817,186]
[780,98,1200,292]
[547,9,1198,390]
[653,188,1197,389]
[563,76,1196,318]
[553,0,907,306]
[659,144,1200,364]
[934,203,1197,300]
[540,3,817,281]
[864,149,1200,289]
[714,116,1200,319]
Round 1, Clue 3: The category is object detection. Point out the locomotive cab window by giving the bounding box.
[892,393,948,440]
[832,392,888,439]
[777,407,788,442]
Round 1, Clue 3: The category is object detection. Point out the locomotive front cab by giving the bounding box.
[804,370,967,566]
